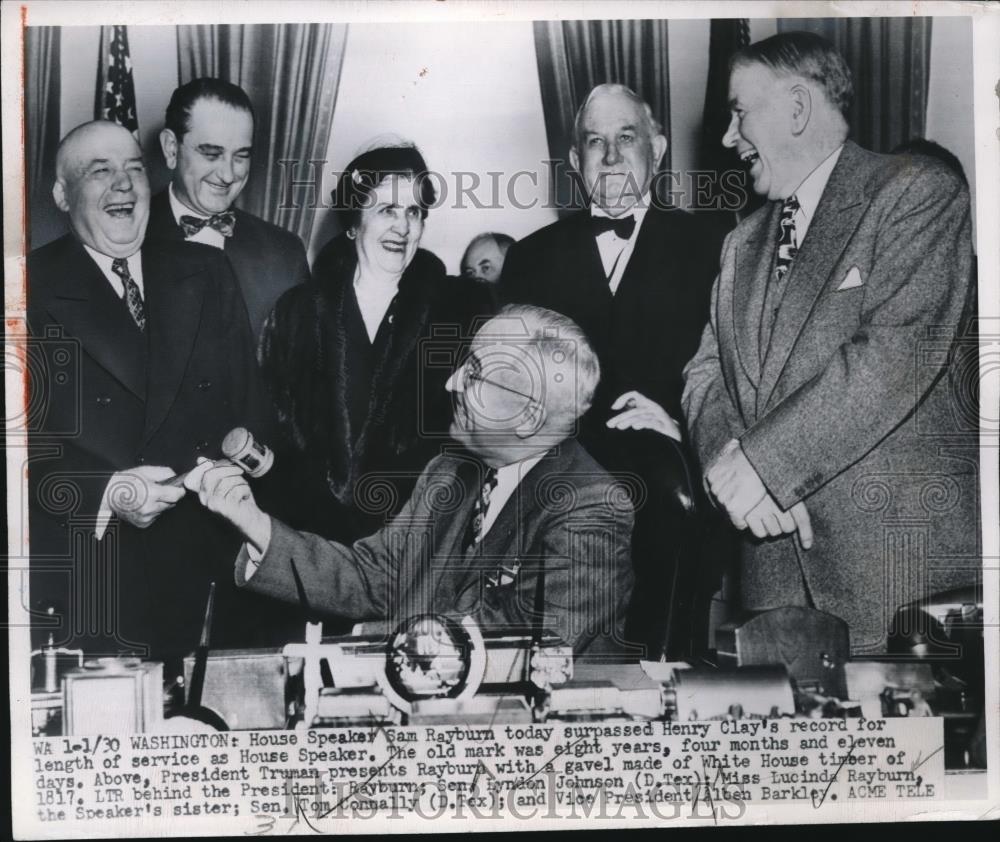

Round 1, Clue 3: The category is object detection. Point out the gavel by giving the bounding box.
[162,427,274,488]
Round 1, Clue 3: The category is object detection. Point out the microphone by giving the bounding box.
[162,427,274,487]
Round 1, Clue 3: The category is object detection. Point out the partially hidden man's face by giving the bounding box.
[461,238,505,284]
[162,98,254,215]
[445,326,547,459]
[723,62,798,201]
[570,91,667,217]
[53,122,150,258]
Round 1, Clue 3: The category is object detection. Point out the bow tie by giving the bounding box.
[179,211,236,239]
[590,213,636,240]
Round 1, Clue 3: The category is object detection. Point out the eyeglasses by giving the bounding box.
[459,354,538,403]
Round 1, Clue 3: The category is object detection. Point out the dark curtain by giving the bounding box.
[25,26,64,250]
[533,19,670,215]
[698,19,759,231]
[176,24,348,245]
[777,17,932,152]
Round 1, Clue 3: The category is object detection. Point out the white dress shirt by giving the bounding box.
[478,452,546,538]
[83,244,145,299]
[592,195,651,295]
[791,144,844,246]
[169,183,226,250]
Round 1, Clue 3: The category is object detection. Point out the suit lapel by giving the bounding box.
[475,445,573,566]
[447,447,568,611]
[732,204,779,393]
[616,209,658,294]
[426,457,483,610]
[570,212,615,303]
[147,191,186,242]
[43,239,146,399]
[223,210,254,281]
[757,145,870,409]
[140,243,206,444]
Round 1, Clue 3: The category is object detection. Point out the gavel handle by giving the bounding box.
[161,458,235,488]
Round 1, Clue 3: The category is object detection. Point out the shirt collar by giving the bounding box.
[479,451,549,537]
[494,451,547,487]
[793,144,844,225]
[82,244,141,275]
[82,244,144,292]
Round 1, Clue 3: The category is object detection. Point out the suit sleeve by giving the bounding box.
[740,165,974,509]
[682,235,744,473]
[234,465,437,619]
[24,304,117,521]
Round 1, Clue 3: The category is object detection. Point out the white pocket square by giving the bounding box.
[837,266,864,291]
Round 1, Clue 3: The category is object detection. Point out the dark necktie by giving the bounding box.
[774,195,799,284]
[465,466,498,553]
[111,257,146,331]
[179,211,236,239]
[590,213,636,241]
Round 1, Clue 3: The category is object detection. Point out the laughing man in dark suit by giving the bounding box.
[148,78,309,340]
[27,120,268,669]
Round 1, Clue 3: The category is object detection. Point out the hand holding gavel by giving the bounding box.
[162,428,275,551]
[162,427,274,487]
[183,456,273,554]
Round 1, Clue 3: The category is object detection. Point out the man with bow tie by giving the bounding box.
[501,84,724,659]
[682,32,977,652]
[26,120,272,670]
[149,78,309,340]
[186,305,635,656]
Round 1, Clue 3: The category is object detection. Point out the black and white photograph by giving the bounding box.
[4,0,998,835]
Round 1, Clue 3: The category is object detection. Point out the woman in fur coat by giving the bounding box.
[258,144,492,552]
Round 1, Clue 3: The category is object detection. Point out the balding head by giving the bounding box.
[53,120,149,258]
[460,232,515,284]
[446,304,600,465]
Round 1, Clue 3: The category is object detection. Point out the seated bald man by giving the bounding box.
[187,304,635,655]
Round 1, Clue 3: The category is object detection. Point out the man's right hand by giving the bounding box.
[184,458,271,553]
[106,465,185,528]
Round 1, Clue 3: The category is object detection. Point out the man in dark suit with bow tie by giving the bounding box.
[186,305,635,656]
[26,120,270,671]
[501,84,725,658]
[147,78,309,341]
[682,33,977,652]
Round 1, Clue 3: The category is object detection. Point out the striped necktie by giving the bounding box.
[111,257,146,331]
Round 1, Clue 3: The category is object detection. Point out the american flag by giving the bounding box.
[95,26,139,139]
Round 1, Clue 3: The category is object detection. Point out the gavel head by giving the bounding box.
[221,427,274,478]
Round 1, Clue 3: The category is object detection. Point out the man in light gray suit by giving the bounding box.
[682,32,978,653]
